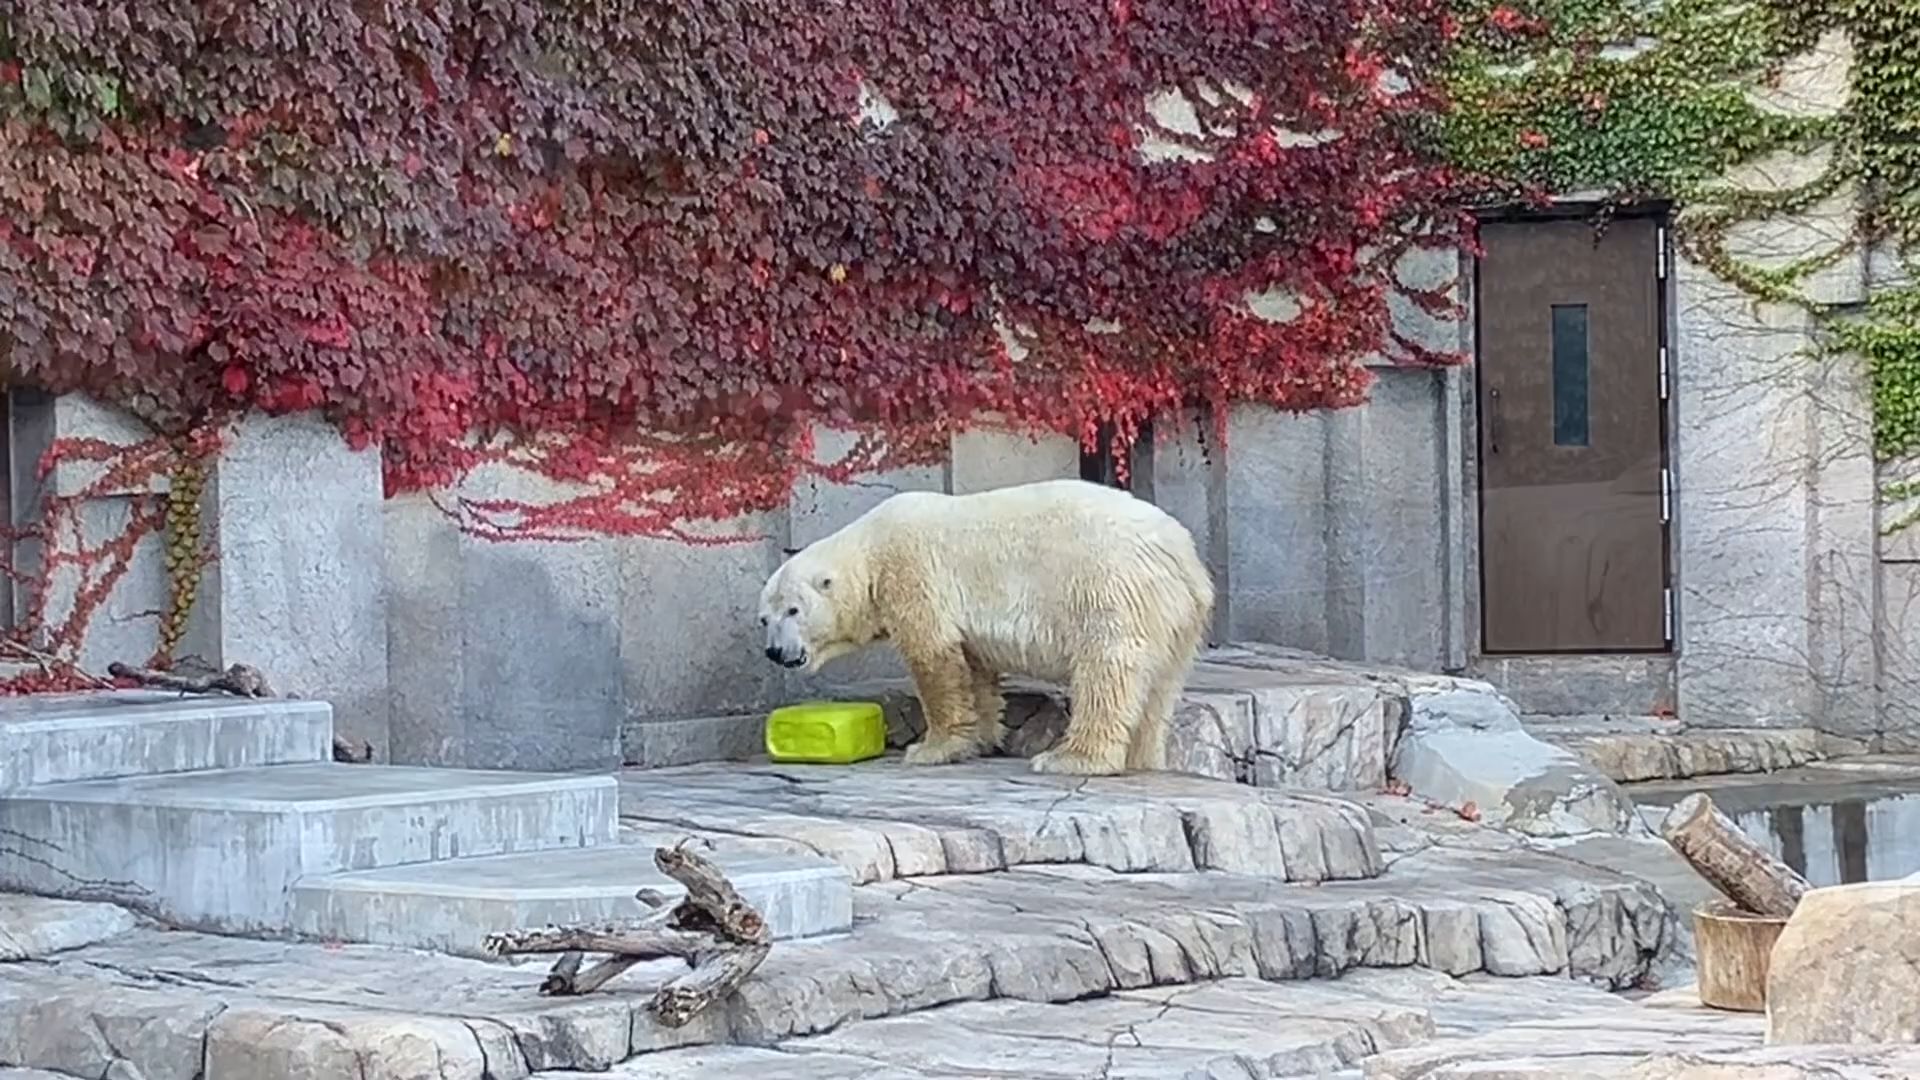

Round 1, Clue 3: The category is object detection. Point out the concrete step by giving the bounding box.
[0,690,332,793]
[290,844,854,957]
[0,763,617,935]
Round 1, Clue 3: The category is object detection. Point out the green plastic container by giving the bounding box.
[765,700,887,764]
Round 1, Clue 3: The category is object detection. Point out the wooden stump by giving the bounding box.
[1693,898,1788,1012]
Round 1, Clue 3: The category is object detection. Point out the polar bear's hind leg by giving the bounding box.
[1030,651,1139,776]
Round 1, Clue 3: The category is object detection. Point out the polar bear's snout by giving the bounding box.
[764,616,810,669]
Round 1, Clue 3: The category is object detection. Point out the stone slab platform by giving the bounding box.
[290,844,853,957]
[1362,1008,1761,1078]
[1355,986,1920,1079]
[0,763,617,934]
[0,823,1680,1078]
[632,641,1405,790]
[617,758,1385,883]
[596,968,1642,1080]
[0,690,332,793]
[1528,715,1867,783]
[851,642,1406,790]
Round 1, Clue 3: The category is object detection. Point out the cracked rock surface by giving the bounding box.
[0,896,137,961]
[0,818,1680,1079]
[1619,1045,1920,1079]
[578,969,1607,1080]
[1361,995,1766,1079]
[816,641,1639,839]
[1358,986,1920,1079]
[539,970,1732,1080]
[1527,718,1866,783]
[827,642,1406,792]
[617,759,1386,882]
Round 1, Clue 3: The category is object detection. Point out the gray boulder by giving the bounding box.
[1391,681,1645,839]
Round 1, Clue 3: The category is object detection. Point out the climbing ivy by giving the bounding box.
[0,0,1472,684]
[1438,0,1830,204]
[0,0,1914,689]
[0,0,1470,529]
[1439,0,1919,531]
[1840,0,1920,468]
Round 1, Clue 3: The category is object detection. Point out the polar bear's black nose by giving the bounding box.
[764,644,807,669]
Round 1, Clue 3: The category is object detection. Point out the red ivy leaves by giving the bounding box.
[0,0,1470,540]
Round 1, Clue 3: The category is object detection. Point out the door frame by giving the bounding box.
[1467,198,1679,658]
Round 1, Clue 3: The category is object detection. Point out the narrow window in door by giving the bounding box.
[1551,303,1590,447]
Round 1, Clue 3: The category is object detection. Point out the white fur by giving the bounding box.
[758,478,1215,775]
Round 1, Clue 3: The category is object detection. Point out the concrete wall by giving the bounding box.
[381,424,1085,772]
[3,401,390,754]
[6,391,177,671]
[384,468,782,773]
[197,415,390,757]
[1142,374,1457,674]
[1871,233,1920,748]
[1668,29,1880,742]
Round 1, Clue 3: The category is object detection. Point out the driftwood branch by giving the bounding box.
[106,658,373,763]
[108,660,277,698]
[1660,791,1813,918]
[0,640,116,689]
[481,921,708,958]
[483,841,774,1026]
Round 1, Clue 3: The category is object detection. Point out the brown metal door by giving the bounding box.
[1477,215,1667,653]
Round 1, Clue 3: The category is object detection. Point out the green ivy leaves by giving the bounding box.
[1442,0,1920,493]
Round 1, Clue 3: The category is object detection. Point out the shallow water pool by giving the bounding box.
[1625,756,1920,887]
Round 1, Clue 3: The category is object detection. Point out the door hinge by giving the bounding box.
[1656,227,1668,281]
[1663,586,1674,645]
[1660,467,1672,524]
[1658,345,1669,400]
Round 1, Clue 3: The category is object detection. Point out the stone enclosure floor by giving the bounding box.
[11,753,1905,1079]
[4,640,1914,1078]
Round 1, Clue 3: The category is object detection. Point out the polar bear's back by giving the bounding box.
[857,479,1214,681]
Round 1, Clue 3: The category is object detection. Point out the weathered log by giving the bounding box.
[654,842,771,945]
[483,841,774,1025]
[108,660,275,697]
[653,942,773,1027]
[550,954,647,996]
[481,921,708,959]
[1659,792,1812,918]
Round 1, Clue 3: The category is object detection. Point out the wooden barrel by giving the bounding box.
[1693,898,1789,1012]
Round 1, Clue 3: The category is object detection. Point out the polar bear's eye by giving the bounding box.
[819,577,833,590]
[785,606,799,617]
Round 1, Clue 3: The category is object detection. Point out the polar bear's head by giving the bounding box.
[757,541,875,673]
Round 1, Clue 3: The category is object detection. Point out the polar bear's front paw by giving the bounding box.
[902,734,982,766]
[1029,745,1125,776]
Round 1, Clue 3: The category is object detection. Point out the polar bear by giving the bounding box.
[757,477,1215,775]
